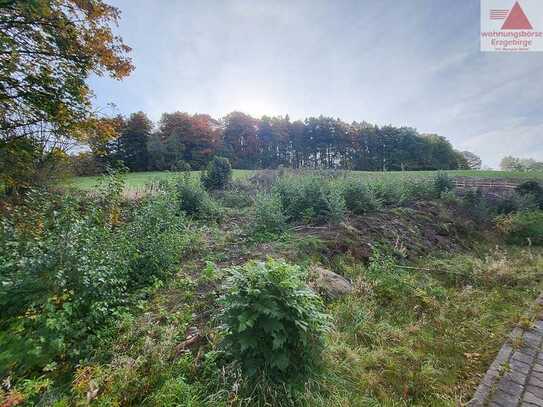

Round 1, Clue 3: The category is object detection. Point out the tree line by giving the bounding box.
[73,111,475,175]
[0,1,480,192]
[500,156,543,172]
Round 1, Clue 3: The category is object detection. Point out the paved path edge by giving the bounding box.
[467,293,543,406]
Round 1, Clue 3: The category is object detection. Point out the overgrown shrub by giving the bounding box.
[495,192,539,215]
[0,190,132,373]
[201,156,232,190]
[176,176,222,220]
[125,193,186,287]
[496,211,543,245]
[273,176,344,224]
[217,183,254,209]
[440,190,459,205]
[516,180,543,209]
[219,259,329,381]
[171,159,192,172]
[366,178,402,205]
[252,193,286,237]
[341,179,379,215]
[0,174,187,376]
[367,177,436,206]
[433,172,454,197]
[460,189,489,221]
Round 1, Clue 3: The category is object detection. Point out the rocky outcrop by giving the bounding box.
[310,266,352,299]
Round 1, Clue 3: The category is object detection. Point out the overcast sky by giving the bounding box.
[90,0,543,169]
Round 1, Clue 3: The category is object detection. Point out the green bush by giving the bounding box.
[366,178,402,205]
[0,189,132,373]
[495,192,539,215]
[0,175,187,376]
[176,176,222,220]
[341,179,379,215]
[219,259,329,381]
[496,211,543,245]
[125,193,186,287]
[367,177,436,206]
[252,193,286,238]
[201,156,232,190]
[217,186,254,209]
[273,176,345,224]
[460,189,490,221]
[516,180,543,209]
[171,159,192,172]
[433,172,454,197]
[440,190,459,205]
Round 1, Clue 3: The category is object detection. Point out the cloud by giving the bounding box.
[90,0,543,168]
[461,122,543,168]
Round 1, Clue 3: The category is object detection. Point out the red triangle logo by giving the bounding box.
[502,2,533,30]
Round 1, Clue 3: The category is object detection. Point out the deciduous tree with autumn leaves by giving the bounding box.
[0,0,133,191]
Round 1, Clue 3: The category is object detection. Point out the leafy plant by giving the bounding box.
[201,156,232,190]
[461,189,489,221]
[217,187,254,209]
[273,176,345,225]
[516,180,543,209]
[0,174,188,377]
[0,188,132,374]
[433,172,454,197]
[252,193,286,238]
[495,192,539,215]
[219,259,329,381]
[496,211,543,245]
[341,179,379,215]
[125,193,186,287]
[201,261,220,282]
[176,175,222,220]
[171,159,192,172]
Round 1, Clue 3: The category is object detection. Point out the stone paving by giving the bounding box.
[469,295,543,406]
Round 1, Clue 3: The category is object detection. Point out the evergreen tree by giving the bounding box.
[118,112,152,171]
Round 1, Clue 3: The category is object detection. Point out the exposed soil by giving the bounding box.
[294,201,479,262]
[170,200,486,346]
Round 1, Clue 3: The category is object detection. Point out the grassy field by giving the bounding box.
[4,168,543,406]
[67,169,543,190]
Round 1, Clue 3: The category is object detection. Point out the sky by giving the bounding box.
[90,0,543,169]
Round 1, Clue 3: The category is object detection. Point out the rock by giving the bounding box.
[310,266,353,299]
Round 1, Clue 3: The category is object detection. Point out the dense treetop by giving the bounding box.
[0,0,133,139]
[73,110,471,175]
[0,0,133,190]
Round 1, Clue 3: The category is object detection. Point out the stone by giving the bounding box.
[522,346,538,357]
[310,266,353,299]
[523,391,543,406]
[529,374,543,388]
[492,389,521,405]
[513,351,536,365]
[532,370,543,382]
[505,368,529,385]
[526,385,543,399]
[497,376,524,397]
[494,344,514,365]
[524,332,543,348]
[510,359,531,375]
